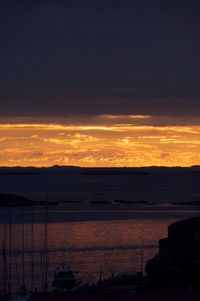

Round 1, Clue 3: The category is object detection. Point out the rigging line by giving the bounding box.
[31,207,34,291]
[22,207,25,292]
[11,226,20,290]
[44,192,48,291]
[141,238,144,275]
[0,222,3,292]
[40,250,44,290]
[2,222,7,293]
[2,240,9,293]
[8,207,12,298]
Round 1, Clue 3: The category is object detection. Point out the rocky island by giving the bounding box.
[145,216,200,292]
[0,193,57,207]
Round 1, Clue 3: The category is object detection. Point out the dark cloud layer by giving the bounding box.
[0,0,199,118]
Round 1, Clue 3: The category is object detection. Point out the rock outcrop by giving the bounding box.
[145,216,200,292]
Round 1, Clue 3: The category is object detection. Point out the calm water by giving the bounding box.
[0,205,200,292]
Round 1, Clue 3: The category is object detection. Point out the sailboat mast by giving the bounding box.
[141,239,144,275]
[8,207,12,298]
[44,192,48,291]
[2,240,9,293]
[2,221,7,293]
[31,207,34,291]
[22,207,25,292]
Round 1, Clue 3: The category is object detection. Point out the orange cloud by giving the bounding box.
[100,114,152,119]
[0,122,200,167]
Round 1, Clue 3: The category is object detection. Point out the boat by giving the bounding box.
[51,267,79,292]
[0,291,10,301]
[87,271,145,293]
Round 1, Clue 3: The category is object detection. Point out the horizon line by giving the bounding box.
[0,165,199,169]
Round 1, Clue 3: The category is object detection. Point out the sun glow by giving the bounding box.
[0,122,200,167]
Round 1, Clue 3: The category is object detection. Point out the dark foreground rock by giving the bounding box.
[145,216,200,292]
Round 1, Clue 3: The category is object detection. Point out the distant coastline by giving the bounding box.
[0,166,200,206]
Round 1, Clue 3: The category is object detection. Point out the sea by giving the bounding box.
[0,166,200,292]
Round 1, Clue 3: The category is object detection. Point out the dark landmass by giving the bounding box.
[145,216,200,292]
[113,200,155,205]
[171,200,200,206]
[82,169,149,176]
[0,193,58,207]
[0,172,42,176]
[0,193,36,207]
[0,166,200,205]
[90,200,156,205]
[58,200,83,204]
[51,165,80,169]
[114,199,134,204]
[90,200,112,204]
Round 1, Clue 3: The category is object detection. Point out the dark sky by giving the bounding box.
[0,0,199,119]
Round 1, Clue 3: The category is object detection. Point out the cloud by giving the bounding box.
[0,1,199,120]
[159,153,170,159]
[31,152,44,158]
[0,122,200,167]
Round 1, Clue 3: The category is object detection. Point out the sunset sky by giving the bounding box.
[0,1,200,167]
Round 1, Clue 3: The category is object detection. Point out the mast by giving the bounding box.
[8,207,12,298]
[31,207,34,291]
[2,232,9,295]
[22,207,25,293]
[98,264,103,283]
[44,192,48,291]
[2,221,7,293]
[2,240,9,294]
[140,238,144,275]
[137,236,144,274]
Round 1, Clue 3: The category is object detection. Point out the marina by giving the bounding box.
[0,203,200,299]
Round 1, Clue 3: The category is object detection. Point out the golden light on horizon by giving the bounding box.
[0,121,200,167]
[100,114,152,119]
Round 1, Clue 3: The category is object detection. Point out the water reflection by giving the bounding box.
[0,207,197,292]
